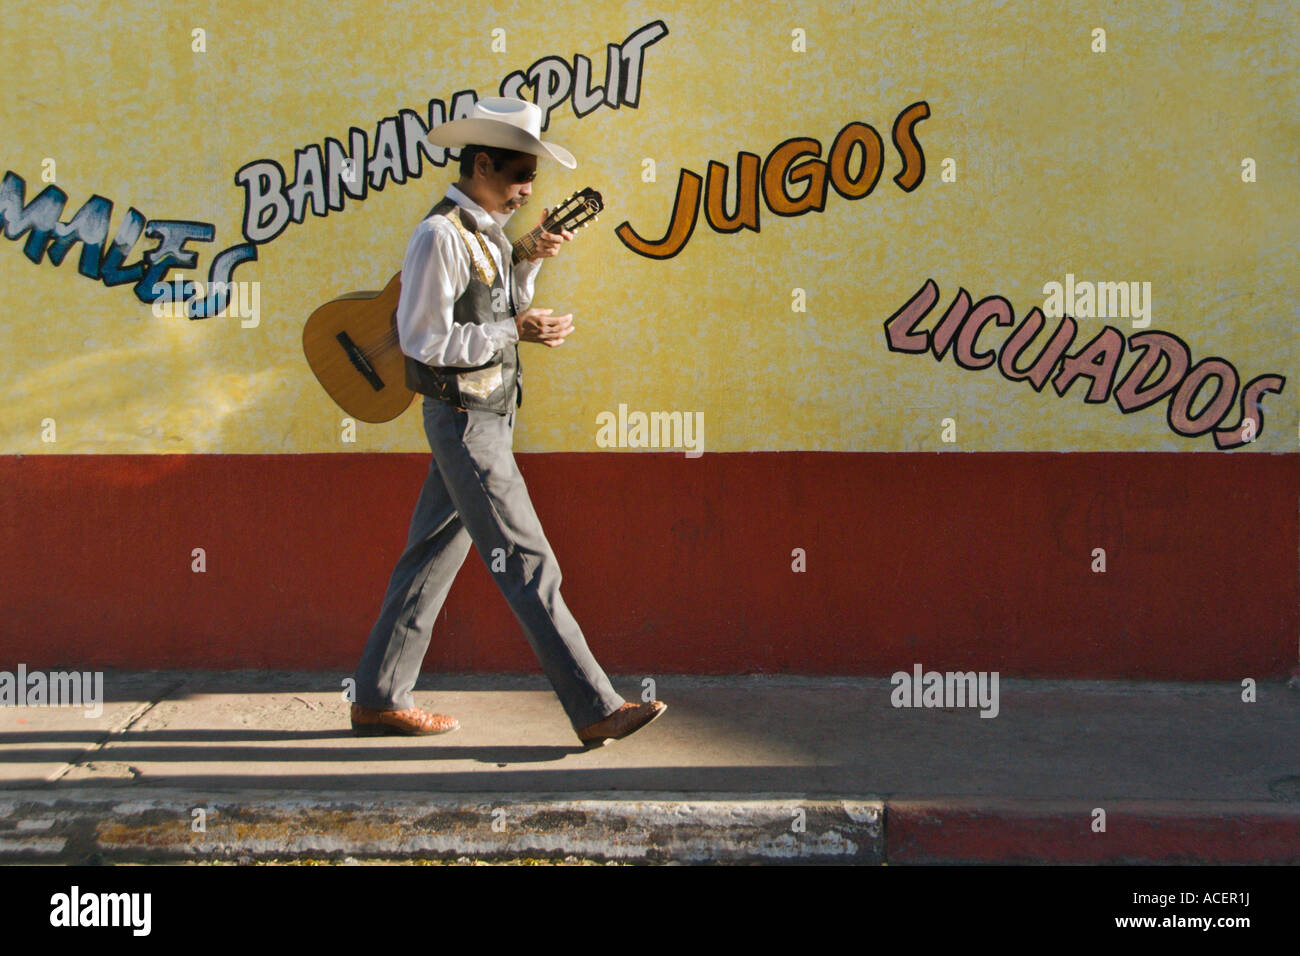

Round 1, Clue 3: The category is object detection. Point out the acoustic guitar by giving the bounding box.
[303,188,603,423]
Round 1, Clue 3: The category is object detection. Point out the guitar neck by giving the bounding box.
[506,225,559,265]
[511,227,550,265]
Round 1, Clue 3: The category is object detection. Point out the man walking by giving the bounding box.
[350,98,665,748]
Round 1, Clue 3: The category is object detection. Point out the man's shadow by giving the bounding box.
[0,729,585,765]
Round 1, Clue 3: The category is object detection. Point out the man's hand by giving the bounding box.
[515,307,574,348]
[527,207,574,261]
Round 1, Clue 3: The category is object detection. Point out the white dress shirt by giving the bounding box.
[396,183,543,368]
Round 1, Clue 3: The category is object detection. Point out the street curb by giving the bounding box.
[0,790,884,865]
[3,791,1299,864]
[887,799,1300,864]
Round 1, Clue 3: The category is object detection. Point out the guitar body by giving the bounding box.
[302,272,415,423]
[303,188,603,424]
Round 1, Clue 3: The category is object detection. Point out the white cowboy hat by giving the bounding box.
[427,97,577,169]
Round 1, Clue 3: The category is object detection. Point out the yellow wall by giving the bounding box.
[1,0,1294,453]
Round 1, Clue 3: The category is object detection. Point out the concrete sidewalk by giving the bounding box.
[1,671,1297,863]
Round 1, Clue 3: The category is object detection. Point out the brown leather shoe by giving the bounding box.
[577,700,666,748]
[351,703,459,737]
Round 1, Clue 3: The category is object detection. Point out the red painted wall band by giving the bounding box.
[2,452,1296,677]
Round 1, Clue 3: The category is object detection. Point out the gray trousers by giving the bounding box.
[353,395,626,731]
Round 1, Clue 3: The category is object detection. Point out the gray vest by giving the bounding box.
[403,197,521,415]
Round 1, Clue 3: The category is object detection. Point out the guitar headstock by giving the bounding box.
[542,188,604,234]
